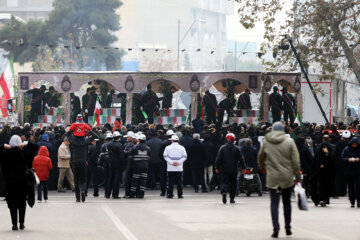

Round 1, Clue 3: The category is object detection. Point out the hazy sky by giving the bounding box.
[226,2,264,43]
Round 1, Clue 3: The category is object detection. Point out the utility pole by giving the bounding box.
[234,40,237,71]
[177,19,180,71]
[282,35,329,124]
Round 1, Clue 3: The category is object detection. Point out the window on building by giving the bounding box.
[7,0,19,7]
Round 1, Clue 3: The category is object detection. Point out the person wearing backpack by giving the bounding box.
[33,146,53,203]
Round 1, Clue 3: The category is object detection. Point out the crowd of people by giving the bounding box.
[1,117,360,237]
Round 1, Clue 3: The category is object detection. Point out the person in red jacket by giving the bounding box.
[70,114,92,137]
[113,117,122,132]
[33,146,53,203]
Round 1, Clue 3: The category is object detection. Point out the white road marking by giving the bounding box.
[101,204,139,240]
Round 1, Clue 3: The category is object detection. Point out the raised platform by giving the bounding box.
[229,109,259,125]
[154,109,189,125]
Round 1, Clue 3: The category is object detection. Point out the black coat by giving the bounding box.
[87,144,98,167]
[146,136,163,164]
[71,95,81,114]
[68,132,97,164]
[215,142,245,174]
[162,91,173,109]
[188,139,206,169]
[192,118,204,134]
[27,88,45,111]
[237,93,251,109]
[107,141,125,169]
[142,90,160,112]
[0,142,38,208]
[295,138,313,175]
[269,92,282,112]
[341,144,360,176]
[312,143,336,179]
[203,141,215,166]
[282,92,296,112]
[241,145,259,172]
[203,92,217,112]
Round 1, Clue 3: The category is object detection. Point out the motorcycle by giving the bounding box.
[238,168,261,197]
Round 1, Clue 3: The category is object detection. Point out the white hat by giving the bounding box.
[124,131,135,138]
[134,132,140,139]
[342,130,351,139]
[137,134,146,141]
[166,130,174,136]
[105,133,113,139]
[113,131,121,138]
[171,135,179,141]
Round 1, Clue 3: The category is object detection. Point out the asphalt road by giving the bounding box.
[0,189,359,240]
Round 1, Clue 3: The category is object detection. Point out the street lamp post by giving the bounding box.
[177,19,206,71]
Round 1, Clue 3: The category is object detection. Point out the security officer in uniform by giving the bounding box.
[269,86,282,123]
[129,134,151,198]
[203,90,217,124]
[281,87,296,125]
[237,89,252,110]
[123,131,137,198]
[98,133,113,198]
[107,131,125,199]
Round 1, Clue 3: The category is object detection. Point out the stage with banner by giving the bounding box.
[17,71,301,126]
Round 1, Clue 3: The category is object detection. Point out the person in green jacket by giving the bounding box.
[257,121,301,238]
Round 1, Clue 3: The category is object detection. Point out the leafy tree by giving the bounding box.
[0,16,49,65]
[236,0,360,83]
[0,0,124,70]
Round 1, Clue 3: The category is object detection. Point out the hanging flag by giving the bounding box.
[0,58,15,118]
[92,96,101,126]
[294,112,303,126]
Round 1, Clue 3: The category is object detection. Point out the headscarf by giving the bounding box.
[9,135,22,148]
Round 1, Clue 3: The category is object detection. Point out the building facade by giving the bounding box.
[117,0,234,71]
[0,0,53,21]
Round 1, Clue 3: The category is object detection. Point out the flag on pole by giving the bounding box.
[92,96,101,126]
[294,112,303,126]
[0,58,15,118]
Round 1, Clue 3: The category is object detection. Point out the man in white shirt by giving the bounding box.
[163,135,187,199]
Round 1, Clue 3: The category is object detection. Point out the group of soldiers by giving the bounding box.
[27,83,297,126]
[26,85,61,124]
[203,86,296,125]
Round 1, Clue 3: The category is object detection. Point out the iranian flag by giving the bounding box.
[0,57,15,118]
[294,112,303,127]
[92,96,101,126]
